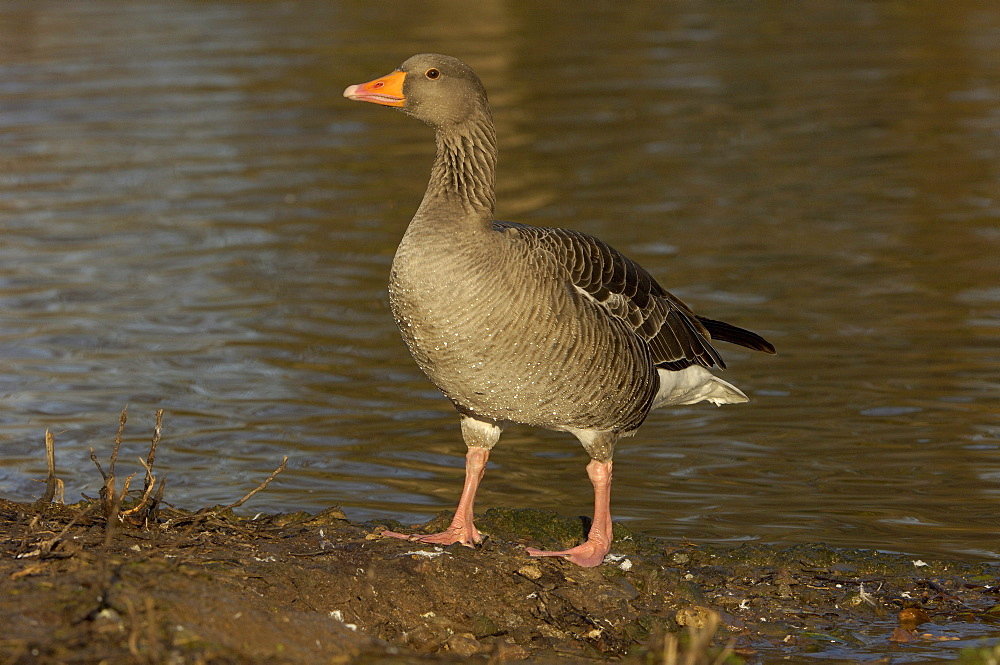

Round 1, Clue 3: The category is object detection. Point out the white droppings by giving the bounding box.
[399,548,448,559]
[330,610,358,631]
[603,553,632,571]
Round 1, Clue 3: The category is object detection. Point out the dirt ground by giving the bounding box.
[2,415,999,664]
[2,493,999,665]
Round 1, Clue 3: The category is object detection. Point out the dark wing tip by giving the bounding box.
[696,316,776,354]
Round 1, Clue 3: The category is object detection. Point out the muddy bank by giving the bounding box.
[2,495,999,664]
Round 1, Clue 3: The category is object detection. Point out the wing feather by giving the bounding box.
[495,221,729,371]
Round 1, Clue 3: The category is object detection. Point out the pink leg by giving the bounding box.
[382,446,490,546]
[526,459,613,567]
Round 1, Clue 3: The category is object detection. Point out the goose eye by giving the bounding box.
[425,68,441,80]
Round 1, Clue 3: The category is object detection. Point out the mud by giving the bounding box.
[2,496,999,664]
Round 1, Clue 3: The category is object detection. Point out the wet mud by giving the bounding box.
[2,496,999,664]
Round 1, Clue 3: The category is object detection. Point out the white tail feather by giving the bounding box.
[652,366,749,409]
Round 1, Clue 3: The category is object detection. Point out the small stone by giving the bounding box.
[898,607,930,628]
[493,641,530,660]
[93,608,125,635]
[517,564,543,580]
[445,632,481,656]
[470,614,500,638]
[405,623,447,652]
[675,606,716,629]
[890,626,918,643]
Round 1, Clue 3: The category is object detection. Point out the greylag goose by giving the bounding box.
[344,54,775,567]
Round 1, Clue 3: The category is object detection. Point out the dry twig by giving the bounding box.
[91,406,129,519]
[88,406,165,525]
[15,503,96,560]
[35,429,64,505]
[194,456,289,521]
[80,408,286,532]
[142,409,163,494]
[120,409,165,526]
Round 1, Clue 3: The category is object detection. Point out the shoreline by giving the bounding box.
[2,497,998,663]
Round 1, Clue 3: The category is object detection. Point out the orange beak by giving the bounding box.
[343,70,406,108]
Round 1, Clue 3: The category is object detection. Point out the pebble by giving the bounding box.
[445,633,481,656]
[493,641,530,660]
[675,606,716,629]
[516,564,543,580]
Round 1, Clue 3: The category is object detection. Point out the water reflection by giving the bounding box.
[1,2,998,572]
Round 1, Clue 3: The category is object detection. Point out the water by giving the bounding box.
[2,0,999,575]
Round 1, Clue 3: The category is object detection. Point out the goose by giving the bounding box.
[344,54,775,567]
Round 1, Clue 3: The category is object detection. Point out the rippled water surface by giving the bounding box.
[3,0,999,585]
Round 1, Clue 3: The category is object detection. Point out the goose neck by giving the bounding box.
[417,115,497,224]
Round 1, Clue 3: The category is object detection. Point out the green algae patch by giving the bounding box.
[478,506,593,550]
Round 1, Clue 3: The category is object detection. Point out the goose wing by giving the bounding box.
[495,221,728,371]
